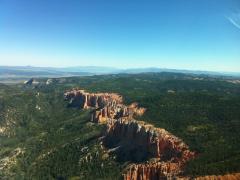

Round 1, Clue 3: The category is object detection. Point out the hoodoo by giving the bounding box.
[64,89,145,123]
[64,89,196,179]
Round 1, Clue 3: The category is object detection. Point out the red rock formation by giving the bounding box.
[64,89,122,109]
[195,173,240,180]
[106,119,195,162]
[105,119,195,179]
[64,89,195,179]
[64,89,145,123]
[124,162,181,180]
[178,173,240,180]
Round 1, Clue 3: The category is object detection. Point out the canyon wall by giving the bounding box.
[177,173,240,180]
[64,89,145,123]
[193,173,240,180]
[124,162,181,180]
[105,119,195,161]
[64,89,195,179]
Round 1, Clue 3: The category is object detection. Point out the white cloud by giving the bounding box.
[227,12,240,30]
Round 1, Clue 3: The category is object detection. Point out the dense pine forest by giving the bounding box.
[0,72,240,179]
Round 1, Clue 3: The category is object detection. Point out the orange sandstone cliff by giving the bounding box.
[193,173,240,180]
[64,89,145,123]
[177,173,240,180]
[64,89,196,179]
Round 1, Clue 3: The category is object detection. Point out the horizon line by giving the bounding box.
[0,64,239,74]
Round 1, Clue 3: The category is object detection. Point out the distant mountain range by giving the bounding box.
[0,66,240,79]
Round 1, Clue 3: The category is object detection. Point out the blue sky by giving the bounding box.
[0,0,240,72]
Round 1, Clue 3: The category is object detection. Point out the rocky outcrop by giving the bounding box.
[105,119,195,162]
[124,162,181,180]
[194,173,240,180]
[64,89,195,179]
[24,78,39,85]
[64,89,145,123]
[24,78,34,85]
[105,119,195,179]
[177,173,240,180]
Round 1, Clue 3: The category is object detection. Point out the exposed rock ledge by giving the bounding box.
[64,89,197,179]
[64,89,145,123]
[178,173,240,180]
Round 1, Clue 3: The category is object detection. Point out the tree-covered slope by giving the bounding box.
[0,73,240,179]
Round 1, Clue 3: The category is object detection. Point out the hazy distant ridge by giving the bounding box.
[0,66,239,79]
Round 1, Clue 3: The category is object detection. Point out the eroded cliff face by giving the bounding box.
[178,173,240,180]
[105,119,195,161]
[194,173,240,180]
[64,89,145,123]
[124,162,181,180]
[64,89,195,179]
